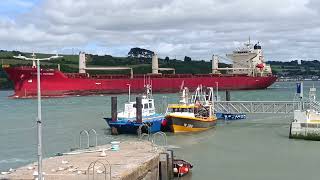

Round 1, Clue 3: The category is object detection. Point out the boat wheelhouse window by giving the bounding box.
[149,103,153,108]
[133,103,136,108]
[144,103,148,109]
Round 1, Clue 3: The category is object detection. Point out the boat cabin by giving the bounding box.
[166,104,197,117]
[118,98,156,119]
[166,103,215,118]
[294,109,320,124]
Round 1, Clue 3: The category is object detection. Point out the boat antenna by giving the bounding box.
[179,80,185,92]
[180,87,189,104]
[126,84,131,102]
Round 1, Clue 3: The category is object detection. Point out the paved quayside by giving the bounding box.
[0,141,163,180]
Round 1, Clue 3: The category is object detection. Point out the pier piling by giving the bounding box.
[167,150,174,179]
[136,96,143,123]
[226,90,231,101]
[160,153,169,180]
[111,97,117,122]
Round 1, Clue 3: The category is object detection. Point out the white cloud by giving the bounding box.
[0,0,319,60]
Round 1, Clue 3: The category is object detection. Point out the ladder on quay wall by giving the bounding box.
[214,100,320,114]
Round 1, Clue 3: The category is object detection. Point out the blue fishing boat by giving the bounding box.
[104,84,165,135]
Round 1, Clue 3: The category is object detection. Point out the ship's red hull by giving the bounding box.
[3,66,277,98]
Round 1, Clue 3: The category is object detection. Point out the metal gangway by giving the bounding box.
[213,82,320,114]
[214,100,320,114]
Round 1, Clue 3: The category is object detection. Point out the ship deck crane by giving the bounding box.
[79,52,134,78]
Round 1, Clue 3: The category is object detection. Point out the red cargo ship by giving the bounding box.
[3,42,277,98]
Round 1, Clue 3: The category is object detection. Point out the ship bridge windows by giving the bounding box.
[144,103,149,109]
[254,44,261,49]
[149,103,153,108]
[236,51,249,54]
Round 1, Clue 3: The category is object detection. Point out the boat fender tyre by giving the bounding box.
[111,127,119,135]
[141,123,150,134]
[137,128,141,136]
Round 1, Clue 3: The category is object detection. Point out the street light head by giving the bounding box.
[13,53,63,61]
[50,55,63,59]
[13,54,27,60]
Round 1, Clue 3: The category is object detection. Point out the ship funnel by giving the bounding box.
[152,53,159,74]
[79,52,86,73]
[212,55,219,74]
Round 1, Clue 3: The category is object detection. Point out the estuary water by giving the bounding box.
[1,81,320,180]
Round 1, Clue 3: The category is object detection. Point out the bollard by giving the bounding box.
[136,97,143,123]
[111,97,117,122]
[226,90,231,101]
[159,153,169,180]
[167,150,174,179]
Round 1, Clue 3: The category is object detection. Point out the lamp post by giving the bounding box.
[13,53,62,180]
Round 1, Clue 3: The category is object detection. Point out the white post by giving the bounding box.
[127,84,131,102]
[152,53,159,74]
[215,82,219,101]
[79,52,86,73]
[36,59,43,180]
[212,55,219,74]
[32,60,36,68]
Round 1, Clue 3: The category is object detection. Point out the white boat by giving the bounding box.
[289,85,320,140]
[104,83,164,135]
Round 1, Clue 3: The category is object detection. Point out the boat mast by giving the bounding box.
[126,84,131,102]
[180,87,189,104]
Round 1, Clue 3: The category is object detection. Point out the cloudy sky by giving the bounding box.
[0,0,319,61]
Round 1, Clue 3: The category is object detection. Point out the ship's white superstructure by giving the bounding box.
[226,41,272,76]
[212,40,272,77]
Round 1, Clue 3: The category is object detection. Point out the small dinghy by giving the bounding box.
[173,159,193,177]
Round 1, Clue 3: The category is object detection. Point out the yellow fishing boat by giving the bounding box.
[164,86,217,133]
